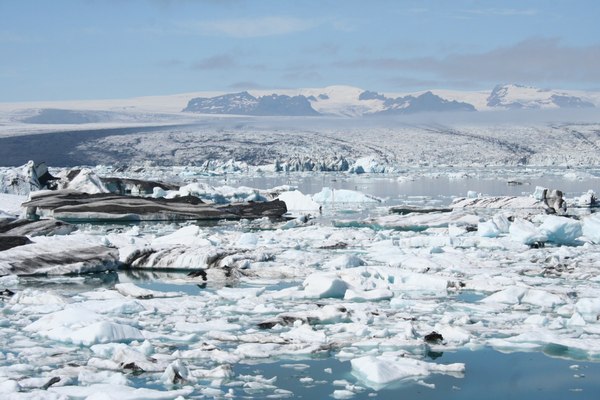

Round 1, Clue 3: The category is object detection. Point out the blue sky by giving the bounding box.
[1,0,599,101]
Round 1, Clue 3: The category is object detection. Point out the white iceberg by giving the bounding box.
[351,354,464,389]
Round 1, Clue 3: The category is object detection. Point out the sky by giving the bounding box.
[0,0,599,101]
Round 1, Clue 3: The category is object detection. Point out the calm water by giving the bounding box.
[234,349,600,399]
[199,168,600,207]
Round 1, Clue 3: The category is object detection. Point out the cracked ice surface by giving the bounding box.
[2,172,600,398]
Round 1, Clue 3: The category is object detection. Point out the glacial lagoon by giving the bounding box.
[2,168,600,399]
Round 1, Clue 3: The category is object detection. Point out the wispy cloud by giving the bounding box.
[228,81,268,90]
[282,70,323,82]
[182,16,319,38]
[192,54,237,70]
[463,8,538,17]
[335,38,600,87]
[0,30,37,43]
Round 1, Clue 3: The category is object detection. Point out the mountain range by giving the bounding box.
[183,84,599,117]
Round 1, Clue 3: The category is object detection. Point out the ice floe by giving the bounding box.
[2,167,600,398]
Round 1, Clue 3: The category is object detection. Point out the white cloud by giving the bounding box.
[184,16,319,38]
[335,38,600,87]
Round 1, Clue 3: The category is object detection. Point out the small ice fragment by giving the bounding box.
[332,389,356,399]
[161,360,189,384]
[478,220,500,238]
[303,272,348,298]
[280,363,310,370]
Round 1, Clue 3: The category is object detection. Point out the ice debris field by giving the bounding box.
[1,162,600,399]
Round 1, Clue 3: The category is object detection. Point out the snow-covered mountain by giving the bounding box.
[183,92,319,116]
[1,85,598,128]
[182,84,597,117]
[486,84,595,110]
[183,87,476,117]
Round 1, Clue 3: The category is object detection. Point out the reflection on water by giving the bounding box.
[197,168,600,207]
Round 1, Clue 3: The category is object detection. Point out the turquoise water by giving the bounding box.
[230,349,600,399]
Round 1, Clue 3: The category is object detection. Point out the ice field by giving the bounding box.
[2,162,600,399]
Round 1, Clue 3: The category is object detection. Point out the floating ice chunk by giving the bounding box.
[78,299,145,315]
[174,319,241,333]
[280,324,328,344]
[151,225,207,247]
[281,363,310,370]
[568,312,587,327]
[575,298,600,321]
[0,193,27,218]
[508,218,547,245]
[152,187,168,198]
[582,215,600,244]
[313,187,380,204]
[480,286,528,305]
[217,286,265,300]
[78,370,129,386]
[25,307,101,333]
[10,289,67,305]
[0,234,119,276]
[574,190,597,207]
[478,220,500,238]
[277,190,320,212]
[115,283,182,299]
[324,254,366,270]
[524,315,549,326]
[521,289,565,308]
[0,379,20,393]
[190,365,233,380]
[332,389,356,399]
[89,343,163,372]
[58,321,144,346]
[493,214,511,233]
[63,168,109,194]
[351,354,464,389]
[161,360,189,384]
[302,272,348,298]
[237,232,259,248]
[50,383,193,399]
[451,196,540,209]
[448,224,468,237]
[388,271,451,292]
[467,191,478,199]
[344,288,393,302]
[436,326,471,345]
[539,216,582,245]
[533,186,547,201]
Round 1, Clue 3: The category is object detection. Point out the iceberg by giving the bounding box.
[351,354,464,389]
